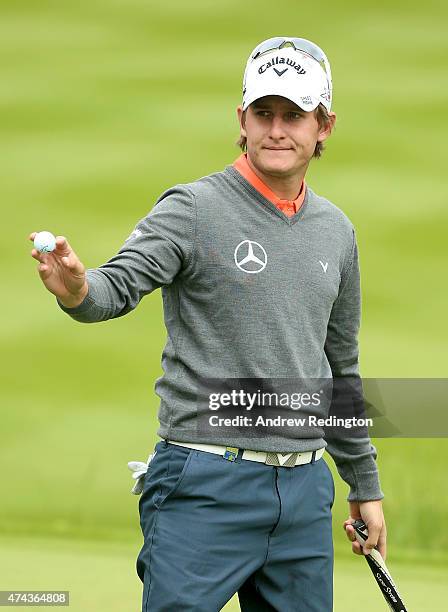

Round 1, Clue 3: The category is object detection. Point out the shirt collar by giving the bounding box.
[233,153,307,214]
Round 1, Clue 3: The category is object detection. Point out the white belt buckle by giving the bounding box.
[265,451,300,467]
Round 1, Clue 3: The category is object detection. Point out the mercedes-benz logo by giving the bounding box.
[234,240,267,274]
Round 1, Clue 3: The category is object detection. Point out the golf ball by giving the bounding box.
[34,231,56,253]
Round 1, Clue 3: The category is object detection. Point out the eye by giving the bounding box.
[288,111,303,120]
[255,110,271,117]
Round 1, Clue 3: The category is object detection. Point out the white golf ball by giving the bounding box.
[34,231,56,253]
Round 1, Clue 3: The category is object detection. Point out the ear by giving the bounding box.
[317,111,336,143]
[237,105,247,138]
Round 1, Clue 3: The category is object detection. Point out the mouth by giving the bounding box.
[263,147,293,151]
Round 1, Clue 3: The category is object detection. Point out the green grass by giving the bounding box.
[1,0,448,608]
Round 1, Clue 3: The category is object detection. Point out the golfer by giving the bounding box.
[30,37,386,611]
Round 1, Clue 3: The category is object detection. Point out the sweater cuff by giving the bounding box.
[336,456,385,502]
[56,290,95,316]
[56,269,115,322]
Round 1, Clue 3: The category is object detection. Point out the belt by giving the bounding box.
[167,440,325,467]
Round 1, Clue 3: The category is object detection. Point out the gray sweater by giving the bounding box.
[59,164,384,501]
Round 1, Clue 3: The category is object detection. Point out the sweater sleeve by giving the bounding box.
[324,230,384,502]
[57,185,196,323]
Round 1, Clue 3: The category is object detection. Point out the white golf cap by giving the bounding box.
[242,37,332,113]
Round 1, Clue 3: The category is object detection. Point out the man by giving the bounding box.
[29,37,386,611]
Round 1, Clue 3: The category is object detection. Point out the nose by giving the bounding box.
[268,115,287,141]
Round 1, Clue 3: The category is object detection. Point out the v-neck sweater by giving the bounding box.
[58,164,383,502]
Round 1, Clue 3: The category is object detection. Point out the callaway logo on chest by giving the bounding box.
[258,56,306,75]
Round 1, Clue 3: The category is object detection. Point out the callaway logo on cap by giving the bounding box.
[242,37,332,112]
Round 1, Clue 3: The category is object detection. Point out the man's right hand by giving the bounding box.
[29,233,89,308]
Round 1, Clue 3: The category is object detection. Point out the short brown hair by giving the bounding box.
[236,103,332,159]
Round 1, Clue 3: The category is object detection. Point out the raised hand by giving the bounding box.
[29,233,89,308]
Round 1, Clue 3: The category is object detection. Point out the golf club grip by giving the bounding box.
[352,520,408,612]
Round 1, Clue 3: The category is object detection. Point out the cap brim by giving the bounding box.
[243,87,320,112]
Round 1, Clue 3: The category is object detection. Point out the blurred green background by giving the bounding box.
[2,0,447,609]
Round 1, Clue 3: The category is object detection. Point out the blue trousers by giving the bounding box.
[137,440,335,611]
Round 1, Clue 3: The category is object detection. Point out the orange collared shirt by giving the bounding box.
[233,153,306,217]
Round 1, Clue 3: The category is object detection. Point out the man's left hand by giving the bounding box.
[343,499,387,560]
